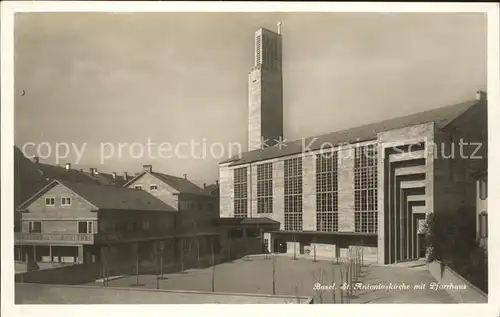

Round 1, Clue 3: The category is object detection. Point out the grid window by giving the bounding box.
[284,158,302,231]
[355,212,377,233]
[257,163,273,214]
[150,184,158,191]
[45,197,55,206]
[61,197,72,206]
[354,145,378,212]
[316,152,339,232]
[134,185,143,190]
[78,221,94,234]
[354,145,378,233]
[234,167,248,218]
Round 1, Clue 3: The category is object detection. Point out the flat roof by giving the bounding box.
[270,230,377,237]
[16,283,313,304]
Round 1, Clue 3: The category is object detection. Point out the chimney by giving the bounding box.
[123,172,128,181]
[143,165,152,173]
[32,156,39,164]
[476,90,487,101]
[216,180,219,186]
[112,172,117,179]
[89,168,97,175]
[204,183,207,189]
[277,21,282,35]
[65,163,71,170]
[183,174,187,180]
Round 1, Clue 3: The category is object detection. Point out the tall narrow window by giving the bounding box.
[29,221,41,233]
[284,157,302,231]
[479,212,488,238]
[354,144,378,233]
[234,167,248,218]
[479,177,488,200]
[257,163,273,214]
[316,152,338,232]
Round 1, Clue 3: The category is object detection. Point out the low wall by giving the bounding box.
[285,242,378,263]
[428,261,487,303]
[15,263,101,285]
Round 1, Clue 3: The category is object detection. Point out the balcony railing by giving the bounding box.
[15,230,221,245]
[15,232,94,244]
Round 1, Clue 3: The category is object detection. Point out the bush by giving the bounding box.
[423,205,488,293]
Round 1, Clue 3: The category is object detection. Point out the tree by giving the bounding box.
[158,240,165,280]
[423,205,488,292]
[211,239,215,292]
[272,253,277,295]
[293,235,297,260]
[132,242,140,286]
[312,239,317,262]
[311,267,326,303]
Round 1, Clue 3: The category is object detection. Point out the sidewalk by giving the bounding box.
[349,263,456,303]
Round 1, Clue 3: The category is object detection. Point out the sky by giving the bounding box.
[14,12,487,186]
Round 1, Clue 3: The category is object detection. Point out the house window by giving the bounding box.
[234,167,248,218]
[246,228,260,238]
[150,184,158,191]
[284,157,303,231]
[354,144,378,233]
[229,229,244,239]
[78,221,94,234]
[45,197,55,206]
[142,220,150,231]
[61,197,72,206]
[134,185,143,190]
[316,151,339,232]
[479,212,488,238]
[257,163,273,214]
[28,221,42,233]
[183,239,192,253]
[479,178,487,200]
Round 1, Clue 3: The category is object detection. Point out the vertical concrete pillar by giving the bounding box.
[78,245,84,264]
[302,154,316,231]
[273,161,285,229]
[33,245,37,262]
[49,245,52,262]
[338,148,355,232]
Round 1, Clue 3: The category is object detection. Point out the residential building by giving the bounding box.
[123,165,221,263]
[15,179,181,268]
[473,166,488,249]
[14,147,132,231]
[218,25,488,265]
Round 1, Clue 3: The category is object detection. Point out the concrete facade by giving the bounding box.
[219,96,487,264]
[248,28,283,151]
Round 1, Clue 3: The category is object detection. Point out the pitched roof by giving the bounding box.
[18,179,176,212]
[124,171,211,197]
[222,98,482,167]
[202,183,219,197]
[34,163,127,187]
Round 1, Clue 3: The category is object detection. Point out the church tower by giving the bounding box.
[248,22,284,151]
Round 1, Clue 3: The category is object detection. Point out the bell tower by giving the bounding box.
[248,22,284,151]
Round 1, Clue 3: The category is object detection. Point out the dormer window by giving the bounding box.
[150,184,158,191]
[45,197,55,206]
[134,185,143,190]
[62,197,72,206]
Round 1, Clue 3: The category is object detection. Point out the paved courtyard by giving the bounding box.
[85,255,456,303]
